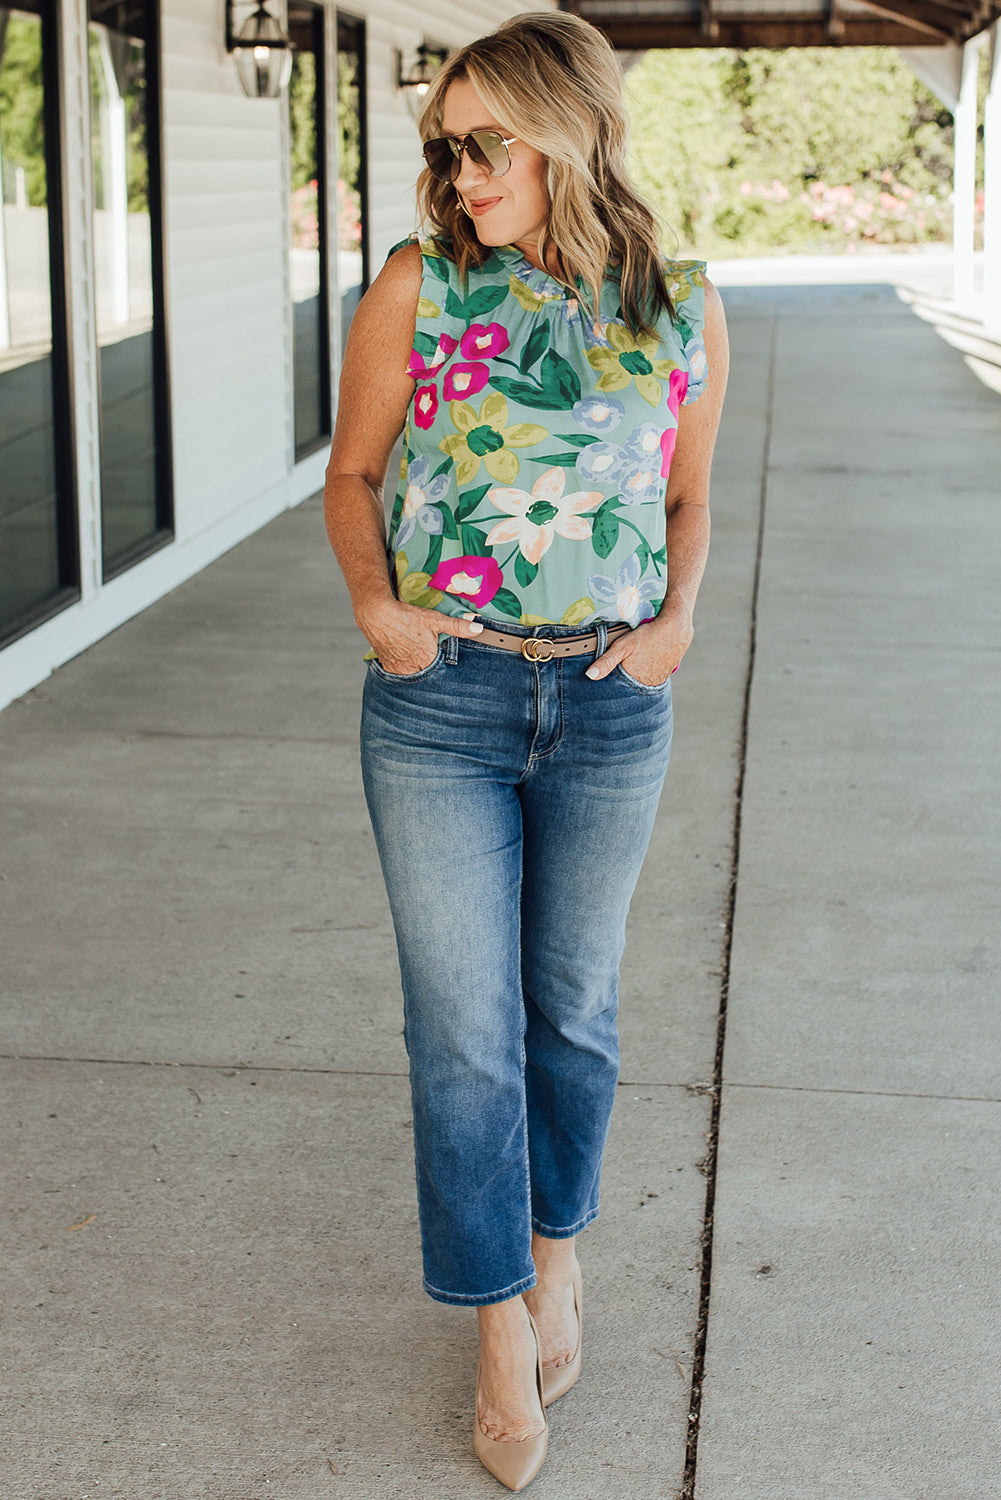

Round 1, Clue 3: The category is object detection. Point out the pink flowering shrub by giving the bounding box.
[291,180,319,251]
[735,169,952,249]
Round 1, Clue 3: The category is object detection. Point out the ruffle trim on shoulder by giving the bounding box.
[664,258,709,407]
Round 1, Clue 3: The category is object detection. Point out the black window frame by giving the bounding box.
[288,0,331,462]
[93,0,174,584]
[0,0,80,650]
[336,10,369,340]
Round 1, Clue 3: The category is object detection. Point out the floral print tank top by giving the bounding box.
[388,236,708,629]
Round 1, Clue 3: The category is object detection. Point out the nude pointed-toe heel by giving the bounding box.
[541,1260,583,1408]
[473,1311,548,1493]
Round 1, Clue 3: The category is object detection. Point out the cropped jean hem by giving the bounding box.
[531,1205,600,1240]
[423,1271,538,1308]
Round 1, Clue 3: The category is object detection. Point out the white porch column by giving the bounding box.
[952,36,984,312]
[983,24,1001,332]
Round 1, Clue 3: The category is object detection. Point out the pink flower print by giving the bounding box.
[429,555,503,609]
[660,427,677,478]
[414,385,439,430]
[407,335,458,380]
[667,368,689,417]
[459,324,510,361]
[408,335,460,428]
[443,363,490,402]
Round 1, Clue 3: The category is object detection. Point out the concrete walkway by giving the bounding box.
[2,273,999,1499]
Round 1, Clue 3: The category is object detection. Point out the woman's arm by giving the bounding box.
[323,242,484,673]
[586,277,730,684]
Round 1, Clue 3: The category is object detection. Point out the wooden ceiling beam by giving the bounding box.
[849,0,965,38]
[852,0,954,38]
[585,15,967,46]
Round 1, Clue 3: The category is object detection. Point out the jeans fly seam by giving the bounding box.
[524,662,544,771]
[526,663,565,767]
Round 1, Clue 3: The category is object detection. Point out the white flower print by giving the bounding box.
[485,467,603,566]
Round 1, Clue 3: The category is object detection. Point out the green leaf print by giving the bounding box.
[424,256,451,284]
[456,483,492,521]
[462,284,509,319]
[558,434,601,450]
[515,554,539,589]
[491,587,523,619]
[489,376,559,411]
[531,452,583,469]
[389,491,405,531]
[424,533,444,575]
[432,456,454,480]
[413,330,439,359]
[460,523,490,556]
[436,505,459,540]
[540,349,581,405]
[521,323,550,374]
[591,502,621,559]
[445,287,466,320]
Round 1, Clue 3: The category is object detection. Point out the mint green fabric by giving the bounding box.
[388,237,708,628]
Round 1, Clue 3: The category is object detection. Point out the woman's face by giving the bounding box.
[438,79,549,262]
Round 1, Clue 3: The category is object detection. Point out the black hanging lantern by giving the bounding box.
[226,2,294,99]
[397,43,448,99]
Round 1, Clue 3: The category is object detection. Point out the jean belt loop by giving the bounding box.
[443,632,459,665]
[594,621,608,660]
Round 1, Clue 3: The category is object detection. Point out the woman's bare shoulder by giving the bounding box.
[372,239,423,304]
[343,241,422,361]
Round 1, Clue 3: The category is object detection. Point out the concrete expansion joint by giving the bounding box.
[680,309,778,1500]
[0,1052,410,1080]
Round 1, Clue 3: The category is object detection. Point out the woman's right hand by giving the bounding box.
[357,596,484,676]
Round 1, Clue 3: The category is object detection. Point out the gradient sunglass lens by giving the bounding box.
[423,131,510,183]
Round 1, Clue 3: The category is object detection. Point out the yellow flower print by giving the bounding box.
[508,273,562,312]
[586,324,680,408]
[667,261,706,308]
[438,393,547,486]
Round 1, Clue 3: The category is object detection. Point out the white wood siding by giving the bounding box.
[0,0,551,709]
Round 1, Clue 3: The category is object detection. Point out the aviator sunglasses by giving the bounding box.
[422,130,518,185]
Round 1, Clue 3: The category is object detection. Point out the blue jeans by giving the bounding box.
[359,619,673,1306]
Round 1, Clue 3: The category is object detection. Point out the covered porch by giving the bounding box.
[2,258,998,1496]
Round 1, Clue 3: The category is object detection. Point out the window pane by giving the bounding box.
[336,15,368,344]
[0,2,74,638]
[89,0,167,575]
[288,2,329,457]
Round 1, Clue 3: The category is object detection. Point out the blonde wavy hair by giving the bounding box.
[416,12,677,337]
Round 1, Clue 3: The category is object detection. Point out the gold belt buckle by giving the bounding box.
[521,634,555,663]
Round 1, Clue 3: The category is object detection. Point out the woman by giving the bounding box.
[324,12,728,1490]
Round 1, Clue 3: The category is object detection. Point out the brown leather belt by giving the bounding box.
[469,621,632,662]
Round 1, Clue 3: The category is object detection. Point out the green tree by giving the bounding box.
[0,14,47,207]
[289,50,317,193]
[624,45,970,256]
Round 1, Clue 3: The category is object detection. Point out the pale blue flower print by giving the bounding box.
[588,551,662,626]
[396,454,450,547]
[572,396,626,434]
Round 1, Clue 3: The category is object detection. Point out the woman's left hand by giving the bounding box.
[585,601,694,687]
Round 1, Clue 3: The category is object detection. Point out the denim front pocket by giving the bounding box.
[613,662,673,696]
[368,644,446,683]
